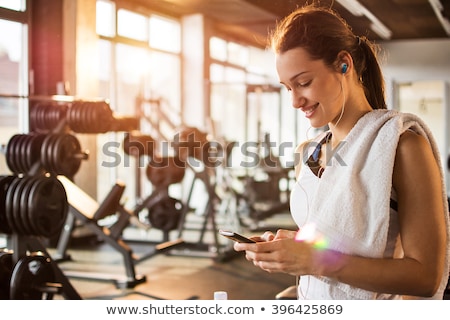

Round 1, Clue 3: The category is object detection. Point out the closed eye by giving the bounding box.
[297,79,312,88]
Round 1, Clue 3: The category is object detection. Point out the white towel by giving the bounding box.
[308,109,450,299]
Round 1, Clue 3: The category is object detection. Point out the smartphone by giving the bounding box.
[219,230,256,243]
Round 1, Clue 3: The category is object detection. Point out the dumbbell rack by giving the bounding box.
[0,95,140,297]
[25,96,185,289]
[0,171,82,299]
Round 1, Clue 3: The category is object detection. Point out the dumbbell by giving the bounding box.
[122,131,156,157]
[6,133,88,177]
[9,252,60,300]
[0,175,68,238]
[29,100,114,134]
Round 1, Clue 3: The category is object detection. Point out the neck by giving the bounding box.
[328,105,373,148]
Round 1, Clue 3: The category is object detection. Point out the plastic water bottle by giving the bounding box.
[214,291,228,300]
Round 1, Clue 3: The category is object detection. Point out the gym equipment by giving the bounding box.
[1,94,139,134]
[54,175,184,288]
[123,131,156,157]
[120,131,188,242]
[1,94,191,297]
[0,175,68,238]
[0,174,81,299]
[5,132,89,179]
[168,126,244,261]
[10,252,58,300]
[0,250,13,299]
[6,234,82,300]
[227,132,294,230]
[119,128,238,260]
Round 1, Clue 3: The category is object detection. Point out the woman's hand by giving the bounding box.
[233,229,319,276]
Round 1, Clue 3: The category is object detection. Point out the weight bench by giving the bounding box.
[54,175,184,289]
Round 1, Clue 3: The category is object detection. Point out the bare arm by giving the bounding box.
[236,131,448,297]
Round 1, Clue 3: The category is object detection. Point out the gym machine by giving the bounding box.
[169,126,244,261]
[122,119,244,261]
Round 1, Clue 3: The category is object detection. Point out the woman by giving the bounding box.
[234,5,450,299]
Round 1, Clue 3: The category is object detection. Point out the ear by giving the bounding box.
[335,51,353,74]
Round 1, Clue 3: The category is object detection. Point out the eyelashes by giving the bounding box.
[298,80,312,87]
[284,80,313,92]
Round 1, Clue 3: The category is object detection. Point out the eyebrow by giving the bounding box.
[280,71,309,85]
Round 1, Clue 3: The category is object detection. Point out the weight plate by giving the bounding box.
[11,176,31,235]
[98,101,113,133]
[10,253,55,300]
[48,134,62,175]
[18,135,32,174]
[27,176,68,238]
[26,134,46,171]
[53,134,82,177]
[41,134,59,175]
[0,176,15,234]
[19,176,40,235]
[148,196,184,231]
[13,135,26,173]
[5,176,23,234]
[5,134,21,174]
[29,103,39,132]
[66,103,76,131]
[49,104,59,129]
[40,134,55,174]
[37,103,49,131]
[81,102,91,133]
[69,102,83,132]
[0,251,13,299]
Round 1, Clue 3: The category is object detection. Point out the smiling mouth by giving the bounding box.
[303,103,319,117]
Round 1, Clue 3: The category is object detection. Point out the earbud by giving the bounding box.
[341,63,348,74]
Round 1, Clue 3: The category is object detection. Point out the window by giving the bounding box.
[0,0,25,11]
[118,9,148,41]
[96,0,115,37]
[96,1,181,204]
[0,2,28,175]
[209,37,293,168]
[149,15,180,53]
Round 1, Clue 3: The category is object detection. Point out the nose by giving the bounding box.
[292,91,307,109]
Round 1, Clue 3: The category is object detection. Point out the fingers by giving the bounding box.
[261,231,275,241]
[275,229,297,240]
[233,231,275,252]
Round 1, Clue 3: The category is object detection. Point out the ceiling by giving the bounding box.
[136,0,450,47]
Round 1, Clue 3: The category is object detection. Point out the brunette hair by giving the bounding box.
[269,5,386,109]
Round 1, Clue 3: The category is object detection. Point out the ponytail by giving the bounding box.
[356,37,387,110]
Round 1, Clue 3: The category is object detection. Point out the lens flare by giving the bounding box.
[295,222,328,250]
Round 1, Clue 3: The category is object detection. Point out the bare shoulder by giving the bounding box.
[396,130,433,159]
[394,129,440,189]
[294,140,309,154]
[293,140,309,178]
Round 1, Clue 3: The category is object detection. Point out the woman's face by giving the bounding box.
[276,47,344,128]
